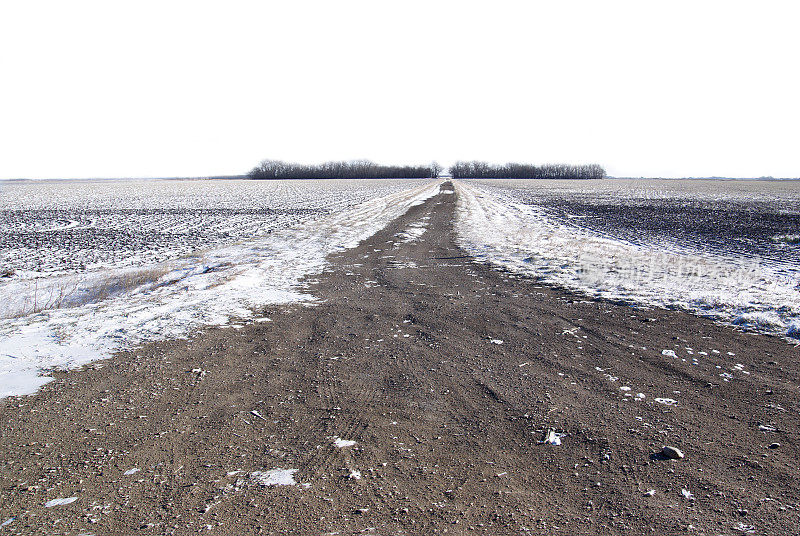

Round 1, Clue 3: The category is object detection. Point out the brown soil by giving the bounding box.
[1,183,799,535]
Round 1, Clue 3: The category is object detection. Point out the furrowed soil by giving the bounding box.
[1,183,799,535]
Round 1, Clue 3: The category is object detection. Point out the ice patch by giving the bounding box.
[45,497,78,507]
[348,469,362,480]
[250,468,298,487]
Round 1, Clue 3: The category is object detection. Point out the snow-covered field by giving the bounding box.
[4,176,799,400]
[0,178,439,398]
[1,178,433,278]
[455,179,800,341]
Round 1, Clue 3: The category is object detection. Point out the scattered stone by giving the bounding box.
[644,489,656,497]
[662,446,684,460]
[768,442,780,449]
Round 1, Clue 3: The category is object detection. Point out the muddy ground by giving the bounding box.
[1,183,798,535]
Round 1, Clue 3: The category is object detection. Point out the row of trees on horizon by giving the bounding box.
[248,160,442,180]
[248,159,605,180]
[448,161,606,180]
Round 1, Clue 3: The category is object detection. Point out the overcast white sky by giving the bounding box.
[1,1,799,179]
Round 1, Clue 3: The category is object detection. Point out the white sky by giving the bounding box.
[1,0,799,179]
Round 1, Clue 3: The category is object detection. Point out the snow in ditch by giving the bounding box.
[453,181,800,340]
[0,182,441,398]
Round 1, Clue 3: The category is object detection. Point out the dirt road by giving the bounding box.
[1,183,799,535]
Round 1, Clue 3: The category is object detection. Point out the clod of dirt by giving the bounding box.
[662,446,685,459]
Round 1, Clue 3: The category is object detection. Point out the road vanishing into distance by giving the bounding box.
[1,183,798,535]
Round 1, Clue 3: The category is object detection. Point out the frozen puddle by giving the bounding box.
[0,182,441,398]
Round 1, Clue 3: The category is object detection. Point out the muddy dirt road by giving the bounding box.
[1,183,799,535]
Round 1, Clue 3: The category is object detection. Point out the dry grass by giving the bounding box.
[10,265,172,318]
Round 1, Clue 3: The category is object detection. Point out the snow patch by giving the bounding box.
[453,181,800,340]
[250,468,298,487]
[0,182,441,399]
[655,398,678,406]
[542,430,563,445]
[333,437,357,448]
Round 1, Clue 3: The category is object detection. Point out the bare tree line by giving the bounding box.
[248,160,443,180]
[448,161,605,180]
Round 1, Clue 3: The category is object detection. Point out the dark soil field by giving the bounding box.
[1,183,798,535]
